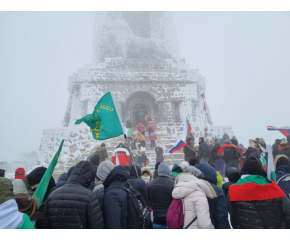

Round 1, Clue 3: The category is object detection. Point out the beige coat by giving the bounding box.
[172,174,215,229]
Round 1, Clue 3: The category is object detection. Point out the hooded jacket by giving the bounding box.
[55,166,75,188]
[111,147,130,166]
[103,166,130,229]
[0,178,34,229]
[195,163,230,229]
[147,163,174,225]
[273,139,282,158]
[41,161,103,229]
[172,174,216,229]
[127,165,147,201]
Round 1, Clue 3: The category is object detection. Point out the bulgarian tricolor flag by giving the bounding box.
[266,144,276,182]
[182,118,192,139]
[125,127,137,137]
[203,102,206,111]
[229,175,285,202]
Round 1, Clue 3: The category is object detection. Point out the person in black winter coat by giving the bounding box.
[153,162,161,179]
[127,165,147,201]
[273,139,282,159]
[57,172,66,183]
[41,161,103,229]
[155,147,164,163]
[183,137,195,161]
[26,166,57,229]
[198,137,212,163]
[87,153,100,190]
[147,163,174,229]
[103,165,130,229]
[227,157,290,229]
[56,166,75,188]
[222,167,241,197]
[195,163,230,229]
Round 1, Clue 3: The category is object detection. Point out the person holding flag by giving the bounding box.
[41,161,103,229]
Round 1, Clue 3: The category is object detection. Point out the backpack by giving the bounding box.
[105,184,151,229]
[149,132,156,140]
[223,147,238,162]
[167,199,184,229]
[167,199,197,229]
[276,173,290,198]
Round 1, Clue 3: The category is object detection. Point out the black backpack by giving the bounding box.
[223,147,238,162]
[105,183,151,229]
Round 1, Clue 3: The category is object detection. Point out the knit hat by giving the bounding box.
[15,167,26,180]
[241,157,267,177]
[12,179,29,195]
[280,138,288,145]
[188,157,199,166]
[129,164,141,178]
[276,155,290,169]
[225,167,241,183]
[158,163,170,177]
[89,153,100,166]
[248,139,257,148]
[180,161,189,170]
[96,160,115,181]
[183,166,204,179]
[26,167,56,190]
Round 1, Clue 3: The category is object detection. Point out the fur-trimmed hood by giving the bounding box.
[174,173,217,198]
[141,167,153,179]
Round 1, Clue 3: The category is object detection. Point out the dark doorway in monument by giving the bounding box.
[133,103,149,125]
[123,91,159,126]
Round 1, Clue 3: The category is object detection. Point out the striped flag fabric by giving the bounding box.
[266,144,276,182]
[116,153,120,166]
[168,139,186,154]
[267,126,290,137]
[203,102,206,111]
[125,127,137,137]
[182,118,192,140]
[200,92,205,99]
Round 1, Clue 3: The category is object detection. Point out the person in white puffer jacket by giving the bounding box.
[172,173,216,229]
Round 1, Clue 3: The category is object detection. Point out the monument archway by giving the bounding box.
[124,91,158,125]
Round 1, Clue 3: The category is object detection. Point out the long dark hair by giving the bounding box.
[15,193,38,220]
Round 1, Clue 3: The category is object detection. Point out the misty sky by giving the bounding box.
[0,11,290,162]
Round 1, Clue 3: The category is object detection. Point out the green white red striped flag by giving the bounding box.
[266,144,276,182]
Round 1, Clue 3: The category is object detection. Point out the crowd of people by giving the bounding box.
[1,133,290,229]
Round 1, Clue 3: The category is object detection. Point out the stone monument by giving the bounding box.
[38,11,233,173]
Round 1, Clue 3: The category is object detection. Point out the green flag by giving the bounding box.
[75,92,124,140]
[32,140,64,208]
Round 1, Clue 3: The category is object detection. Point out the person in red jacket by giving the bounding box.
[111,143,131,166]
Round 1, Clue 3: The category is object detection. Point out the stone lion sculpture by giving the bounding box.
[106,12,182,62]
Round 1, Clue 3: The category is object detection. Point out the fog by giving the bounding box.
[0,11,290,162]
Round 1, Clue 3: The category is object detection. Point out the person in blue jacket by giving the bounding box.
[103,165,130,229]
